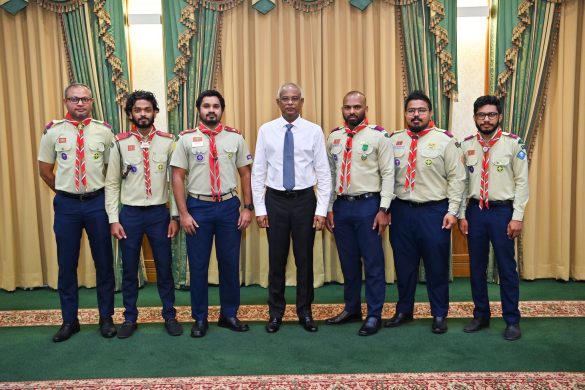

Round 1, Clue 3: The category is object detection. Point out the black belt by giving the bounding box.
[124,204,165,209]
[396,198,447,208]
[337,192,380,202]
[56,188,104,201]
[267,187,313,198]
[469,198,513,208]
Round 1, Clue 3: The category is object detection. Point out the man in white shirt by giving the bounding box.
[252,82,331,333]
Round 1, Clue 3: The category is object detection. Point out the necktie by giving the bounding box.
[199,123,223,201]
[131,127,156,198]
[66,114,91,192]
[339,119,368,194]
[283,123,295,191]
[404,123,434,191]
[477,128,503,209]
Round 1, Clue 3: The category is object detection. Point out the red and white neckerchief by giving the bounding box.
[404,120,435,191]
[477,127,503,209]
[339,118,368,194]
[65,113,92,192]
[199,122,223,202]
[130,126,157,198]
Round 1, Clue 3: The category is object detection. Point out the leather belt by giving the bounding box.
[190,190,236,202]
[395,198,447,208]
[56,188,104,201]
[124,204,165,209]
[267,187,313,198]
[469,198,513,208]
[337,192,380,202]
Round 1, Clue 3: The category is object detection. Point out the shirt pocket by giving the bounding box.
[152,153,168,173]
[221,146,238,161]
[124,157,142,176]
[491,156,510,172]
[392,145,406,158]
[465,155,478,174]
[88,142,105,162]
[330,144,344,165]
[55,142,73,162]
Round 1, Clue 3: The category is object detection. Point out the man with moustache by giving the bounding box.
[105,90,182,338]
[324,91,394,336]
[385,90,465,334]
[171,89,253,338]
[458,95,528,341]
[252,82,331,333]
[38,83,116,342]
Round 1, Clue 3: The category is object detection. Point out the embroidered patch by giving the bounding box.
[130,165,137,173]
[333,154,338,162]
[517,150,526,160]
[497,166,504,172]
[394,158,400,166]
[427,142,436,150]
[196,153,205,162]
[333,138,341,145]
[361,155,367,161]
[61,152,67,160]
[93,152,100,160]
[157,163,164,171]
[246,154,252,160]
[396,140,404,146]
[58,137,67,144]
[467,150,475,156]
[469,166,474,173]
[128,145,135,151]
[227,153,233,159]
[425,159,432,166]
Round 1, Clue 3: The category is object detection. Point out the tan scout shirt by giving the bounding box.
[38,119,114,193]
[326,124,395,211]
[105,130,178,224]
[458,132,529,221]
[391,127,465,216]
[170,126,253,195]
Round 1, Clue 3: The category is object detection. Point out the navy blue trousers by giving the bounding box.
[185,196,241,321]
[466,203,520,325]
[119,204,176,322]
[53,191,114,322]
[332,196,386,318]
[389,199,450,317]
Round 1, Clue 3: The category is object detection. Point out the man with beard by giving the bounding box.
[385,90,465,334]
[324,91,394,336]
[38,83,116,342]
[458,95,528,341]
[252,83,331,333]
[171,89,253,338]
[105,90,182,338]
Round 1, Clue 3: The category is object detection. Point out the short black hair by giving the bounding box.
[125,90,159,116]
[473,95,501,114]
[404,90,432,111]
[196,90,225,110]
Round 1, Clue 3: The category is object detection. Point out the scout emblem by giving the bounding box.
[425,159,432,166]
[497,165,504,172]
[361,155,367,160]
[228,153,233,159]
[394,158,400,166]
[468,150,475,156]
[61,153,67,160]
[517,150,526,160]
[469,166,474,173]
[361,143,368,161]
[157,163,164,171]
[93,152,100,160]
[482,146,489,153]
[196,152,205,162]
[140,141,150,149]
[333,154,338,162]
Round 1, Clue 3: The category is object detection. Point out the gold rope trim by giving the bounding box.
[427,0,457,99]
[200,0,245,12]
[58,13,75,83]
[282,0,334,13]
[395,5,409,99]
[212,12,224,90]
[382,0,421,5]
[35,0,86,13]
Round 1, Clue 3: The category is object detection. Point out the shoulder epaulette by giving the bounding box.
[180,128,197,136]
[43,119,66,134]
[330,126,343,134]
[389,129,406,138]
[433,128,453,138]
[368,124,385,132]
[503,132,519,139]
[224,126,241,135]
[91,119,112,129]
[463,134,475,141]
[156,130,175,139]
[114,132,132,141]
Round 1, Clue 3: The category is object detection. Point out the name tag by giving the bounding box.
[192,136,204,147]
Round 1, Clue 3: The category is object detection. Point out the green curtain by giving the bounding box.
[162,0,222,288]
[61,0,134,290]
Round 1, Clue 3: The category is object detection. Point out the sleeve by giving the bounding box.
[104,140,122,223]
[313,127,332,217]
[378,132,396,209]
[38,131,56,164]
[511,139,529,221]
[458,143,470,218]
[251,126,268,216]
[236,135,253,168]
[168,141,178,217]
[103,129,115,164]
[169,136,189,169]
[326,134,337,212]
[444,138,466,216]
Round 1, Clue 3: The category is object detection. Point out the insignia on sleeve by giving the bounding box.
[114,132,132,141]
[156,130,175,139]
[224,126,241,135]
[246,154,253,160]
[517,150,526,160]
[180,128,197,136]
[455,141,461,148]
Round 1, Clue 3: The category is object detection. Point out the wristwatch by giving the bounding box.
[243,204,255,211]
[171,216,180,222]
[379,207,390,215]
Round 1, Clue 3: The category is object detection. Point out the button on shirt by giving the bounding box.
[105,131,178,224]
[170,126,252,195]
[38,119,114,193]
[458,132,529,221]
[252,116,332,217]
[391,127,465,215]
[327,124,395,211]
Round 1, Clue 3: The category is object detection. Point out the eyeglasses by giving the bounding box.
[406,108,429,115]
[279,96,301,104]
[475,112,499,120]
[66,97,93,104]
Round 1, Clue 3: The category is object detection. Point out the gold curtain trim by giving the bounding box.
[282,0,334,13]
[93,0,129,106]
[58,13,75,83]
[35,0,86,13]
[382,0,421,5]
[427,0,457,98]
[212,12,224,90]
[395,5,409,99]
[199,0,245,12]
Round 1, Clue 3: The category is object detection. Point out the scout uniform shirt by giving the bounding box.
[170,124,253,196]
[326,121,395,211]
[105,128,178,224]
[38,117,114,193]
[458,130,529,221]
[390,125,465,216]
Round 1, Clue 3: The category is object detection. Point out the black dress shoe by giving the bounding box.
[218,316,250,332]
[52,320,80,342]
[432,316,448,334]
[325,310,362,325]
[384,312,414,328]
[117,321,137,339]
[99,317,117,338]
[164,318,183,336]
[358,317,381,336]
[504,323,521,341]
[191,320,208,338]
[265,317,282,333]
[463,317,490,333]
[299,316,318,332]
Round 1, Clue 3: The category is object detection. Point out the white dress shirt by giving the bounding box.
[252,116,331,216]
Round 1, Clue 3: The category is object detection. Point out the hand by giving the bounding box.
[110,222,127,240]
[168,219,179,238]
[458,218,469,235]
[180,212,199,236]
[313,215,326,231]
[256,215,269,229]
[442,213,457,229]
[372,211,390,235]
[325,211,335,233]
[238,209,252,230]
[507,220,523,239]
